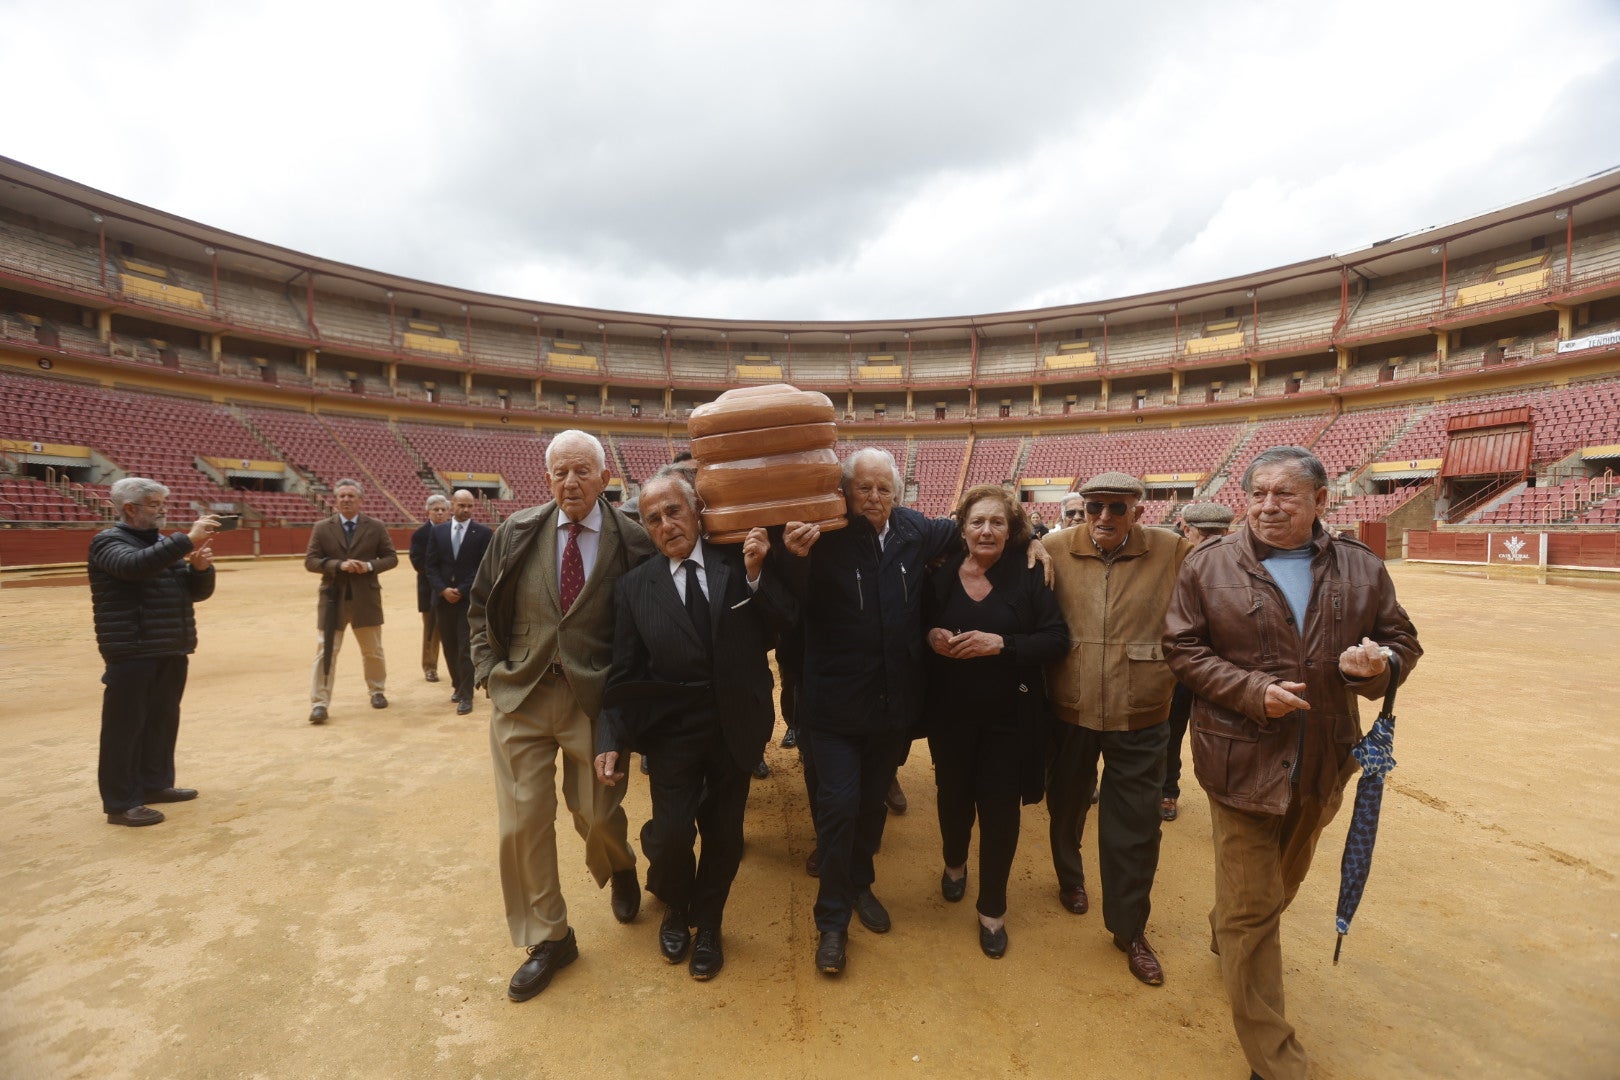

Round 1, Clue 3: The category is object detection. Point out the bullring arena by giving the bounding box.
[1,157,1617,1079]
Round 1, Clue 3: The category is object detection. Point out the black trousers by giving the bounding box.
[99,655,188,813]
[434,598,474,701]
[929,717,1022,919]
[808,726,906,932]
[1046,718,1169,941]
[1163,683,1193,799]
[641,712,752,931]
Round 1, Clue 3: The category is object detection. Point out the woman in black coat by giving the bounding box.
[922,484,1068,958]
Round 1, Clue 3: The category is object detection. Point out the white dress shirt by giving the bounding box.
[555,501,604,591]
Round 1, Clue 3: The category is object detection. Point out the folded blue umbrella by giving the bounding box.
[1335,654,1401,965]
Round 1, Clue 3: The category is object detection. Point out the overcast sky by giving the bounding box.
[4,1,1618,321]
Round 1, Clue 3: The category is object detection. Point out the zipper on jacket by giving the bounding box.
[1289,713,1306,785]
[1099,559,1112,726]
[855,567,864,611]
[899,563,909,602]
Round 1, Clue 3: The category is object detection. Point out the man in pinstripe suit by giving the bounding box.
[594,469,796,980]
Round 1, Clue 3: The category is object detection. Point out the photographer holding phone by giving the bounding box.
[88,477,219,827]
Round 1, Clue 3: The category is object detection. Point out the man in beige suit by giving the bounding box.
[305,479,398,724]
[468,430,656,1001]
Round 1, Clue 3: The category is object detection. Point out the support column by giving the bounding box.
[303,349,317,380]
[1031,383,1041,416]
[1248,360,1261,396]
[1552,304,1574,339]
[97,311,111,343]
[532,377,544,409]
[600,383,610,413]
[846,390,854,419]
[207,333,222,373]
[905,388,915,419]
[1170,369,1183,403]
[1336,345,1353,372]
[1099,377,1111,410]
[386,361,397,391]
[1435,330,1449,363]
[463,371,474,397]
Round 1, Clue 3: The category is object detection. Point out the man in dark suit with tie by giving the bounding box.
[593,469,796,980]
[409,494,451,683]
[304,478,398,724]
[426,489,494,715]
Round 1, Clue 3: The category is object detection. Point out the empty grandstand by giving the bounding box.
[3,155,1618,566]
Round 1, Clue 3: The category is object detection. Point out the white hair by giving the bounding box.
[334,478,363,495]
[645,467,700,513]
[110,476,167,510]
[425,494,450,510]
[545,429,606,472]
[842,447,902,494]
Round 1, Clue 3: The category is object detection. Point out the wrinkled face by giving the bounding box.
[1060,498,1085,526]
[846,460,896,531]
[125,493,167,530]
[1246,463,1327,550]
[427,503,451,525]
[334,485,362,517]
[962,497,1010,561]
[640,479,700,562]
[452,493,475,522]
[1084,494,1143,552]
[548,441,609,523]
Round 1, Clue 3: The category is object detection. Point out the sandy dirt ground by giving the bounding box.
[0,558,1616,1080]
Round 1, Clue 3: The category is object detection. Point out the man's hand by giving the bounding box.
[1026,537,1053,586]
[743,527,769,581]
[927,627,955,657]
[594,751,624,786]
[783,521,821,557]
[1338,637,1390,679]
[340,558,369,573]
[187,514,219,546]
[440,586,462,603]
[1264,681,1311,717]
[184,544,213,571]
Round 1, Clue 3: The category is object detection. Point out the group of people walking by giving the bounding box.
[88,431,1418,1080]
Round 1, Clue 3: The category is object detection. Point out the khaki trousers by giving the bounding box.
[1207,784,1346,1080]
[309,622,386,706]
[420,611,440,675]
[490,675,635,947]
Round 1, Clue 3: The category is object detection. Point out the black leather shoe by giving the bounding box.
[941,869,966,903]
[854,888,891,933]
[308,705,327,724]
[610,869,642,924]
[815,929,847,974]
[456,699,473,715]
[508,929,578,1001]
[107,806,164,827]
[979,921,1009,959]
[370,692,388,709]
[885,778,907,815]
[752,759,770,780]
[659,909,691,964]
[780,727,797,749]
[144,787,198,803]
[689,928,723,980]
[805,848,822,877]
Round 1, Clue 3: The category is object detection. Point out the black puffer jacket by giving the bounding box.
[88,524,216,661]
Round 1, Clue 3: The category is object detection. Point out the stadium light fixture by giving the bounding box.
[1245,289,1254,298]
[596,323,605,331]
[1430,245,1442,255]
[204,246,215,256]
[1554,209,1569,221]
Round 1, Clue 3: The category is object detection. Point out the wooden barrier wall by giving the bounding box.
[1406,530,1620,569]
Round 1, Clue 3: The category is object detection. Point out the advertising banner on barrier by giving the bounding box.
[1556,330,1620,353]
[1488,532,1545,565]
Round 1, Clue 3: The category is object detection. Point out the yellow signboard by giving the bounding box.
[121,275,207,312]
[404,332,464,356]
[0,438,90,458]
[202,457,285,473]
[858,365,903,379]
[546,351,599,371]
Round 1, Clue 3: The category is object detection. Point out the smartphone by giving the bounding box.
[214,514,241,532]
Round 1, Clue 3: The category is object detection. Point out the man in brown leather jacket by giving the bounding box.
[1164,446,1420,1080]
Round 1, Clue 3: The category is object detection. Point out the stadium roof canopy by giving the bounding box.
[3,155,1619,343]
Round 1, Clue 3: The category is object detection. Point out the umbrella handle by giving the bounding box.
[1333,933,1343,966]
[1377,653,1401,715]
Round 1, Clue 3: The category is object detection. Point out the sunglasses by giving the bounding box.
[1062,509,1084,519]
[1085,500,1132,517]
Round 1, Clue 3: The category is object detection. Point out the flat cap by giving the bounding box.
[1077,472,1146,499]
[1181,501,1234,529]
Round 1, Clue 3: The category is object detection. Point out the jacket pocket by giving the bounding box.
[1190,700,1265,801]
[1124,641,1175,713]
[504,645,531,670]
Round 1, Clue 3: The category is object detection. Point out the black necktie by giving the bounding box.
[683,559,712,653]
[343,520,355,546]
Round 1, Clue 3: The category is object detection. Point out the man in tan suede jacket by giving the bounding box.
[1044,472,1192,987]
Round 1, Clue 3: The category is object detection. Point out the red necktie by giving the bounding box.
[560,522,584,613]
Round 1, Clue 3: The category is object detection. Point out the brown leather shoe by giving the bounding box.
[1058,883,1089,914]
[1115,932,1164,986]
[1160,796,1178,822]
[805,848,822,877]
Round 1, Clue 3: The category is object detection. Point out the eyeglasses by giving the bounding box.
[1085,500,1132,517]
[1062,509,1084,519]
